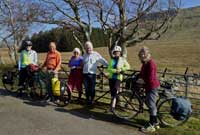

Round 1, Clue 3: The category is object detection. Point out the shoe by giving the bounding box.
[16,93,23,98]
[45,97,51,102]
[153,122,160,129]
[140,123,156,133]
[64,100,69,105]
[54,99,60,104]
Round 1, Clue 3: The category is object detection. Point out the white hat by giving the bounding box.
[73,47,81,54]
[113,46,122,52]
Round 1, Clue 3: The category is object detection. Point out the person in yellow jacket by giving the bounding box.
[107,45,130,112]
[17,40,38,97]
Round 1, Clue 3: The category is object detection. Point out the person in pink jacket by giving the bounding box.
[139,46,160,133]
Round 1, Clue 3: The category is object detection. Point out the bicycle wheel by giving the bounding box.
[33,79,47,100]
[55,82,71,106]
[113,90,141,120]
[2,71,19,93]
[157,97,189,127]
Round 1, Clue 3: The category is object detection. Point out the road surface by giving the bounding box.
[0,89,144,135]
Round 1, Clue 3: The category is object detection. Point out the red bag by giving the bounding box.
[28,64,39,72]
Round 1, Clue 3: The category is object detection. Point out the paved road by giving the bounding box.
[0,89,144,135]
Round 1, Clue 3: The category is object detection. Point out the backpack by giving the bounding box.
[171,97,192,120]
[2,71,14,84]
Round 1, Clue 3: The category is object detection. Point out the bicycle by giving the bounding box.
[2,65,73,106]
[2,65,19,93]
[112,72,190,127]
[2,65,47,99]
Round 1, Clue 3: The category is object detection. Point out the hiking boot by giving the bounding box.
[140,123,156,133]
[153,122,160,129]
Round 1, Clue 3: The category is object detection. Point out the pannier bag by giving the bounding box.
[28,64,39,72]
[2,71,14,84]
[51,77,60,96]
[171,97,192,120]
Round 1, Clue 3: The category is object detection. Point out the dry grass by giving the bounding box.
[0,40,200,73]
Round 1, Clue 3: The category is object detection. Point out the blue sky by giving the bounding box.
[182,0,200,8]
[30,0,200,35]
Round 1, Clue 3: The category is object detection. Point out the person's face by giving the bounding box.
[26,45,32,51]
[139,51,147,62]
[49,43,56,52]
[73,51,79,57]
[86,45,93,54]
[113,51,121,57]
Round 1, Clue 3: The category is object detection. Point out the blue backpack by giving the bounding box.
[171,97,192,120]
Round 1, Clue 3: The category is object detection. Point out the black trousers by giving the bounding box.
[18,67,34,87]
[83,73,96,102]
[109,79,121,98]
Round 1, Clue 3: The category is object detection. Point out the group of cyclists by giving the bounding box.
[17,40,160,133]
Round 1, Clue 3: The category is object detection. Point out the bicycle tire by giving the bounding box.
[2,72,19,93]
[157,97,189,127]
[113,90,142,120]
[55,82,71,106]
[33,79,47,100]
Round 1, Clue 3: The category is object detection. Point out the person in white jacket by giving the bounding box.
[82,41,108,105]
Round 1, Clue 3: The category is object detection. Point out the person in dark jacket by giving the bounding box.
[139,46,160,132]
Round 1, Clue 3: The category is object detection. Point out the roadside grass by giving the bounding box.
[0,40,199,73]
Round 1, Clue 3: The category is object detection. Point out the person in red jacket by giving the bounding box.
[138,46,160,132]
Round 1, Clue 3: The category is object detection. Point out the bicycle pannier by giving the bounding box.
[171,97,192,120]
[2,71,14,84]
[51,77,60,96]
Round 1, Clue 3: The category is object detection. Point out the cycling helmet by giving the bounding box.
[22,40,32,47]
[113,45,122,52]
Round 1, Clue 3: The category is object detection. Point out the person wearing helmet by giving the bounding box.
[107,45,130,112]
[17,40,38,97]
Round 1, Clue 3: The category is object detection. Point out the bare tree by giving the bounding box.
[93,0,181,57]
[35,0,180,57]
[0,0,42,64]
[34,0,95,52]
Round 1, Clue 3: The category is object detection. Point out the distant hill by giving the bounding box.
[158,6,200,42]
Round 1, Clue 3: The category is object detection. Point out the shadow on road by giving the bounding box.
[23,100,49,107]
[0,88,17,97]
[54,102,146,129]
[0,88,49,107]
[0,88,146,130]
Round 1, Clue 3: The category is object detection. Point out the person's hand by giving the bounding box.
[53,69,58,74]
[71,66,76,69]
[116,68,121,74]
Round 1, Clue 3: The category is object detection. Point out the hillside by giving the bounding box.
[0,6,200,73]
[158,6,200,42]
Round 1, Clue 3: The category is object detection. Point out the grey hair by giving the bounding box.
[139,46,151,60]
[84,41,93,49]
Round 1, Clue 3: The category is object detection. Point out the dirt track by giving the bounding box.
[0,89,144,135]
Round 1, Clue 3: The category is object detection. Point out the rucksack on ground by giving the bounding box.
[171,97,192,120]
